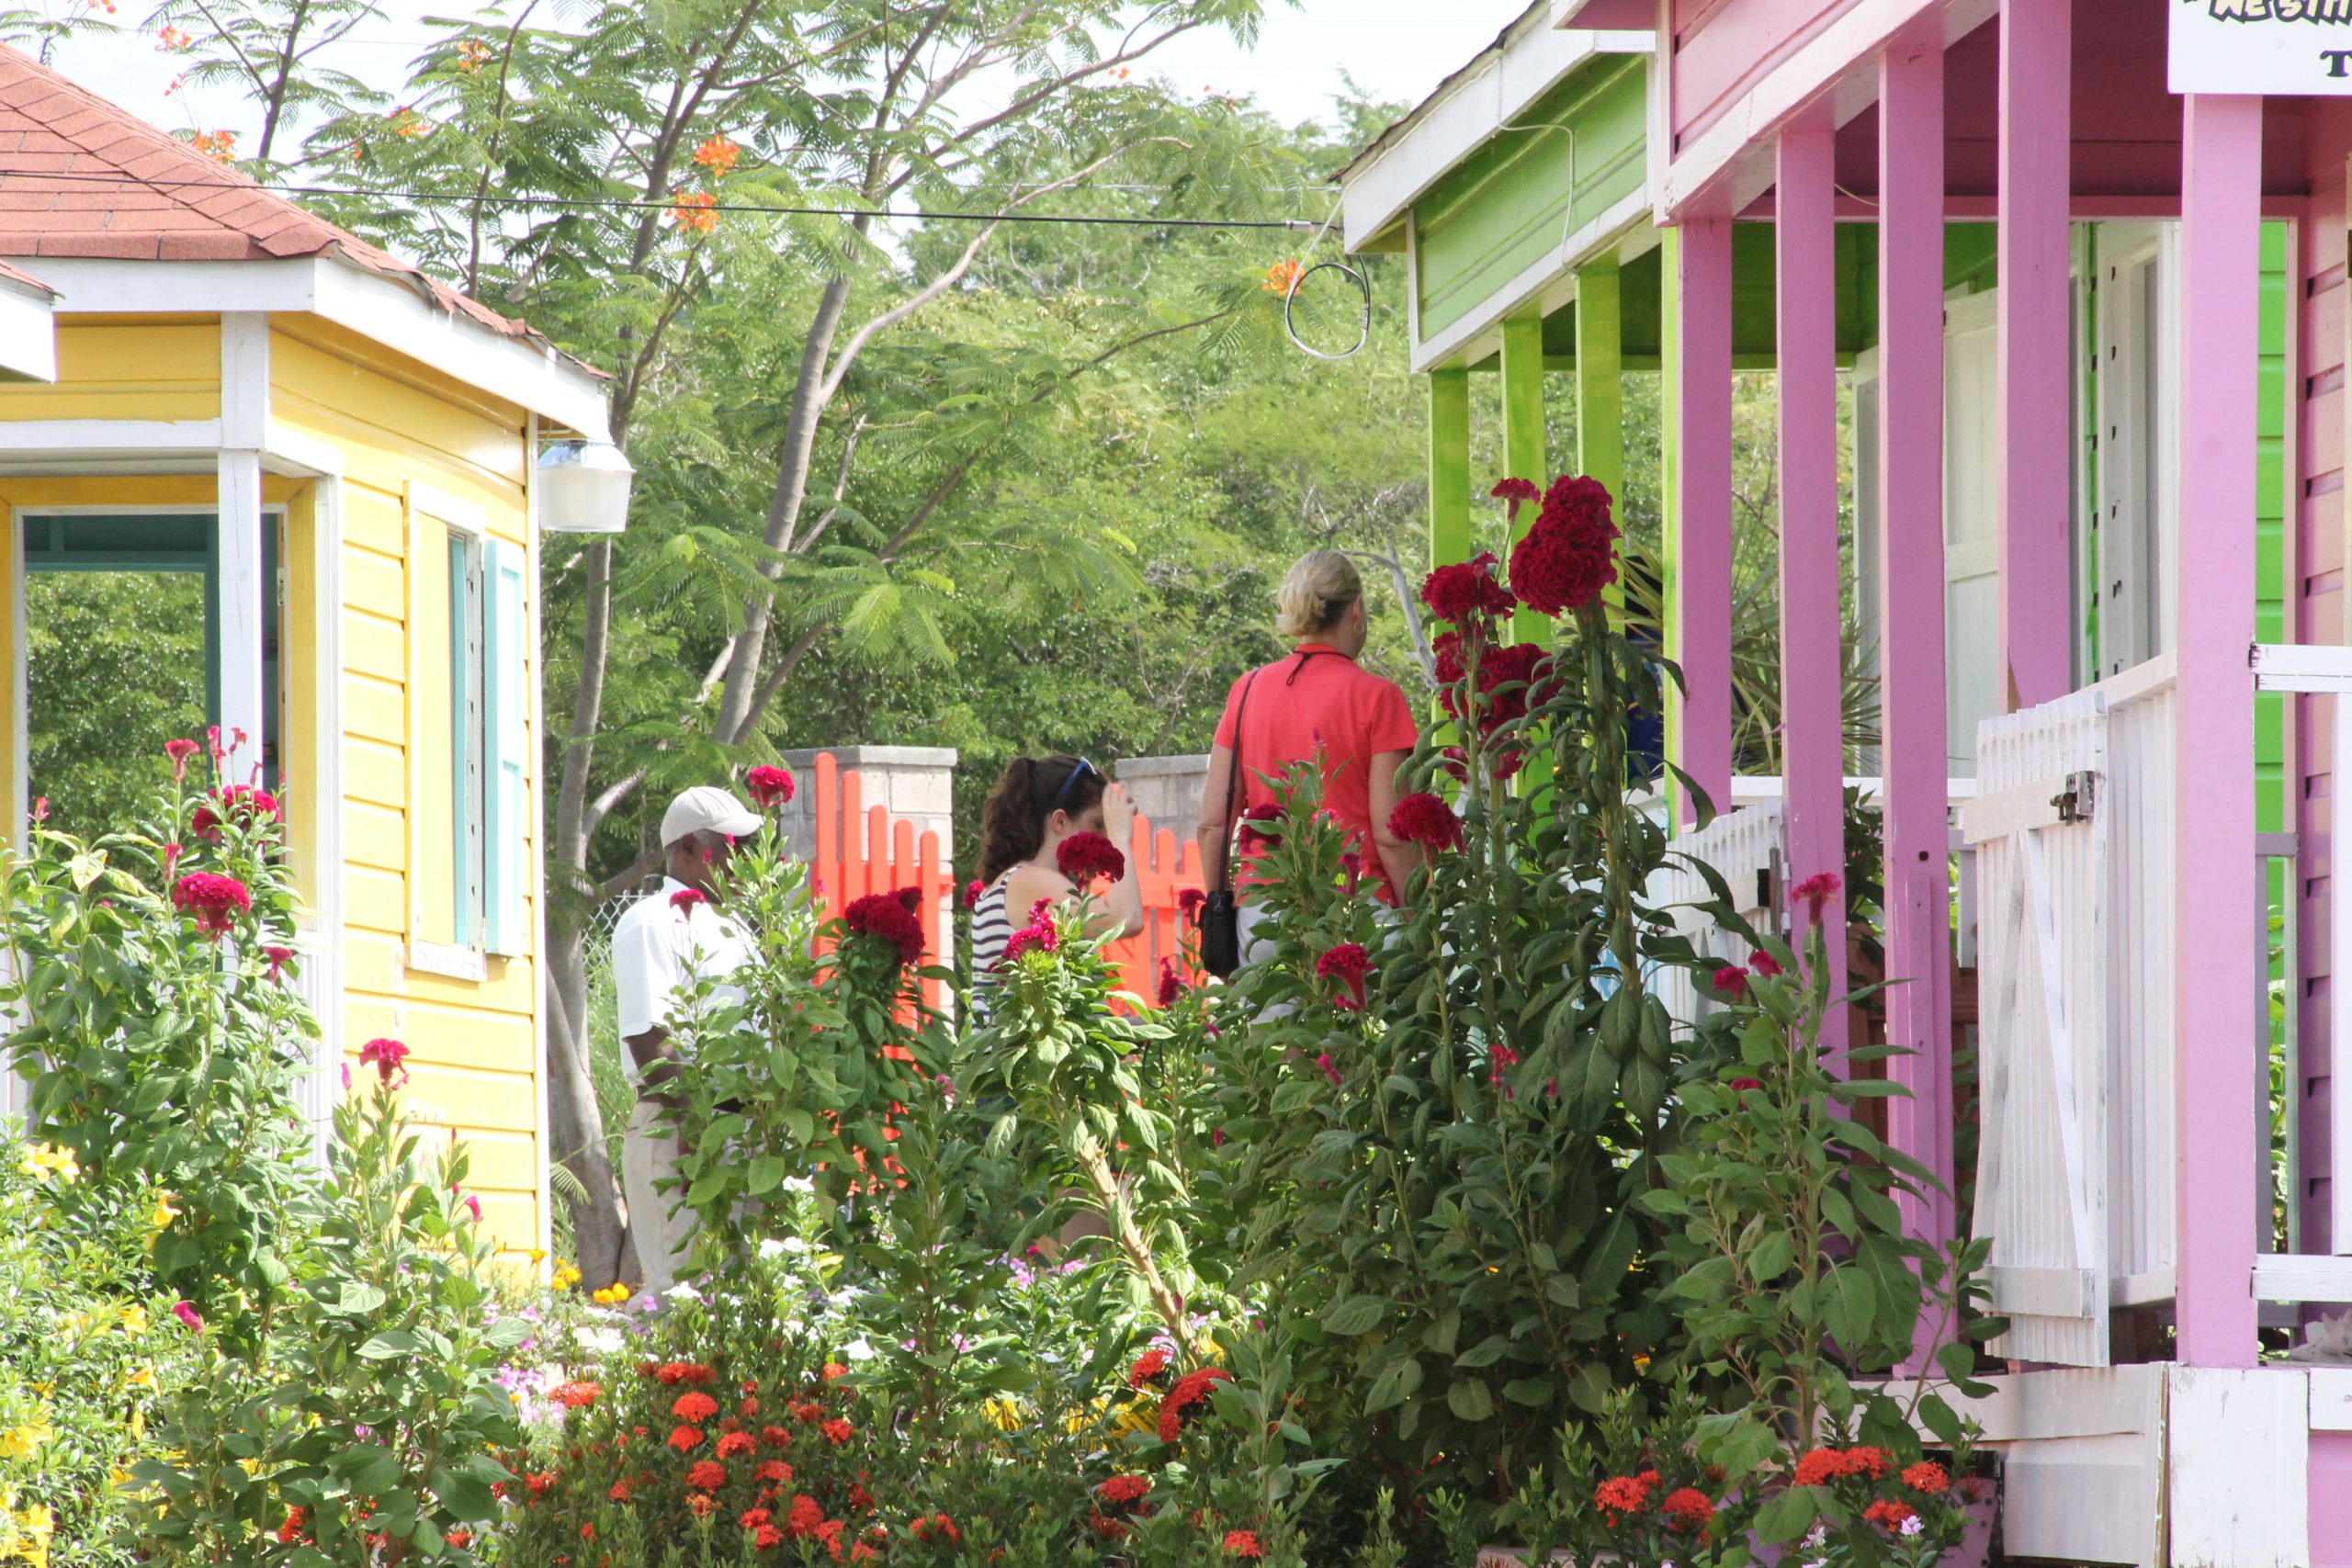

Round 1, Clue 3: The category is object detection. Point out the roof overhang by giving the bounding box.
[1548,0,1654,32]
[16,253,610,440]
[0,256,56,383]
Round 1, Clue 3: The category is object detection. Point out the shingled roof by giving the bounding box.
[0,43,564,353]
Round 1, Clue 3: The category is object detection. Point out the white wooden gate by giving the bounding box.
[1964,654,2178,1366]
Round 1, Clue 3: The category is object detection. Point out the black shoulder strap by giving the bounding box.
[1216,672,1259,894]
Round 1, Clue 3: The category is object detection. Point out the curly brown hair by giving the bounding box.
[977,755,1104,886]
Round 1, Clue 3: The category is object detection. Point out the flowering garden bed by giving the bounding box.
[0,479,1997,1568]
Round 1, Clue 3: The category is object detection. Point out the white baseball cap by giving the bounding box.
[661,785,763,848]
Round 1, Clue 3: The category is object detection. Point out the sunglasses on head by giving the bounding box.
[1048,756,1098,809]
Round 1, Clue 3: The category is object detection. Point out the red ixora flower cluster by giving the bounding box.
[746,764,796,808]
[1593,1468,1660,1526]
[1316,942,1370,1011]
[1387,791,1463,852]
[190,784,282,843]
[1508,473,1619,616]
[1126,1348,1172,1390]
[1156,1366,1232,1443]
[1224,1529,1264,1559]
[171,871,252,940]
[1792,1444,1894,1488]
[842,887,925,966]
[549,1381,599,1409]
[1057,829,1125,886]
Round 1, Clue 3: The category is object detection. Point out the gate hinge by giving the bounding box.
[2053,770,2096,825]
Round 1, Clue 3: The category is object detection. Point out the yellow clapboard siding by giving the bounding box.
[54,321,220,387]
[344,796,408,874]
[341,484,408,558]
[444,1128,541,1192]
[341,1055,537,1134]
[342,607,405,690]
[346,993,539,1068]
[272,334,526,486]
[342,734,406,809]
[342,670,406,747]
[342,871,407,938]
[342,545,407,625]
[406,960,537,1017]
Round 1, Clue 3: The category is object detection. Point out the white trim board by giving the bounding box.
[23,254,611,442]
[1341,20,1648,253]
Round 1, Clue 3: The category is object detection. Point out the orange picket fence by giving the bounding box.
[1102,813,1207,1005]
[802,751,957,1014]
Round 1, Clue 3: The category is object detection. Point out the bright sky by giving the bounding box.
[45,0,1531,157]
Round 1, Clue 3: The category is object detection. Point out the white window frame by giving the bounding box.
[405,480,490,982]
[2088,220,2181,680]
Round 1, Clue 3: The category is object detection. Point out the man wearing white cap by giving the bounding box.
[609,784,763,1292]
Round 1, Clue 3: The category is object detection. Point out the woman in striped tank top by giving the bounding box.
[968,754,1143,1018]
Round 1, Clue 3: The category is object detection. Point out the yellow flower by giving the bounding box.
[144,1192,179,1250]
[118,1304,148,1336]
[591,1282,630,1304]
[121,1365,158,1393]
[17,1145,77,1184]
[552,1261,582,1292]
[981,1397,1025,1432]
[1108,1400,1156,1438]
[0,1423,50,1461]
[1632,1354,1652,1374]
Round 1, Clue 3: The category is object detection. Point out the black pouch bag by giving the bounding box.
[1198,671,1258,979]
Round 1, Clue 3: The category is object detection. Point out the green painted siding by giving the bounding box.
[2257,220,2289,840]
[1413,56,1646,341]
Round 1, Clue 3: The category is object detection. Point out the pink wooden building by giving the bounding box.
[1572,0,2352,1556]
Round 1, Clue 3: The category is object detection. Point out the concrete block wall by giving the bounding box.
[775,748,958,934]
[1116,754,1211,836]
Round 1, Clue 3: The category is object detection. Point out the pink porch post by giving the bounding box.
[1995,0,2074,710]
[1672,218,1735,823]
[2173,92,2264,1369]
[1876,36,1955,1237]
[1774,130,1847,1040]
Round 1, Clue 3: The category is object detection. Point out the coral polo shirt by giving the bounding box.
[1212,644,1419,904]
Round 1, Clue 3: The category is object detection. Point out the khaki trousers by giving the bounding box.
[620,1095,694,1295]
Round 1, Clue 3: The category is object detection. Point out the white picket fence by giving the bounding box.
[1645,799,1785,1028]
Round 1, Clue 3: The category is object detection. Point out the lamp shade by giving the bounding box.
[537,439,635,535]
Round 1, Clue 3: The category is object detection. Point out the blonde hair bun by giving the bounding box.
[1274,549,1363,637]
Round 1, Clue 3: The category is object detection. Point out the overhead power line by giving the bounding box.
[2,165,1323,230]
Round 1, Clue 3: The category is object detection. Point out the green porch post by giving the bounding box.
[1573,260,1624,503]
[1500,312,1547,646]
[1428,367,1471,570]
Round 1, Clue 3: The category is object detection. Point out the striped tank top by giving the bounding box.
[967,872,1013,1018]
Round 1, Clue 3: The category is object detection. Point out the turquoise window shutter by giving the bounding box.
[483,538,529,955]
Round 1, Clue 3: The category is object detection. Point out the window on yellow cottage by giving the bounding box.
[449,529,488,948]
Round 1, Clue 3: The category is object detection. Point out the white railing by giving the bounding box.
[1645,799,1784,1027]
[1964,652,2177,1368]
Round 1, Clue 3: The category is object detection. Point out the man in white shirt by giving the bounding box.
[610,784,761,1293]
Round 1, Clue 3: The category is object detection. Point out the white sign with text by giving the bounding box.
[2171,0,2352,94]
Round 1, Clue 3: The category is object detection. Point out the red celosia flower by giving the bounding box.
[608,1480,632,1503]
[172,871,253,940]
[1659,1487,1714,1531]
[687,1459,726,1491]
[1792,1447,1850,1487]
[1792,871,1841,923]
[1127,1348,1171,1389]
[1089,1512,1132,1540]
[1509,474,1619,616]
[1157,957,1187,1008]
[164,738,201,782]
[1178,886,1206,919]
[673,1391,719,1423]
[1489,1043,1520,1087]
[747,764,795,807]
[358,1037,410,1087]
[1730,1077,1762,1095]
[1235,803,1283,852]
[1420,552,1517,627]
[189,784,281,843]
[685,1492,717,1517]
[1316,942,1371,1010]
[671,888,707,916]
[263,944,296,982]
[1713,964,1749,998]
[1594,1472,1653,1524]
[1388,792,1462,852]
[717,1430,756,1458]
[668,1426,707,1452]
[821,1417,854,1446]
[1903,1459,1951,1494]
[963,878,983,909]
[551,1381,599,1409]
[1863,1498,1917,1531]
[1057,829,1125,886]
[1317,1052,1340,1086]
[1096,1473,1152,1506]
[1156,1366,1231,1442]
[1490,476,1541,519]
[1750,953,1785,977]
[1000,918,1058,965]
[1223,1530,1263,1560]
[758,1458,793,1483]
[843,889,925,965]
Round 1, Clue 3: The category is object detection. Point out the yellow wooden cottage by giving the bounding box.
[0,48,620,1257]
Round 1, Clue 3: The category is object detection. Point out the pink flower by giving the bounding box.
[161,842,183,880]
[1316,942,1371,1011]
[172,1300,204,1331]
[1489,1043,1520,1086]
[458,1190,483,1224]
[963,879,984,909]
[359,1037,410,1087]
[1338,850,1362,893]
[1730,1077,1762,1092]
[190,785,281,844]
[1057,830,1126,886]
[746,764,796,808]
[264,945,296,982]
[1792,872,1841,923]
[164,738,201,782]
[1388,793,1463,852]
[1712,965,1749,998]
[1157,958,1187,1009]
[1316,1052,1340,1086]
[670,888,707,916]
[1000,919,1058,965]
[171,872,253,940]
[1749,953,1784,977]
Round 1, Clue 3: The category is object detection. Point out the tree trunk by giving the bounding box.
[711,274,856,743]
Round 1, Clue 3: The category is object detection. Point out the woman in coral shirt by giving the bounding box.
[1197,551,1422,945]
